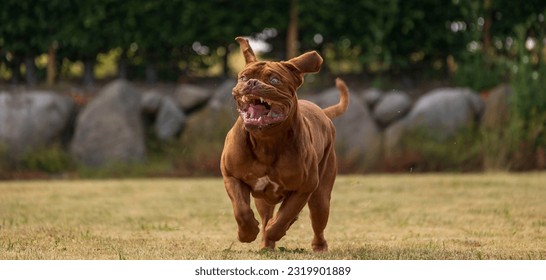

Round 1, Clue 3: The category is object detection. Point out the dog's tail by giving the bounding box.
[323,78,350,119]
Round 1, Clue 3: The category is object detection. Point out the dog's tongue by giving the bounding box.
[248,104,269,119]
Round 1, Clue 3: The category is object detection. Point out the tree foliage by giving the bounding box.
[0,0,544,84]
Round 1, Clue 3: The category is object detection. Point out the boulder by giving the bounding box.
[360,88,383,108]
[209,78,237,115]
[404,88,483,138]
[304,87,382,171]
[383,88,484,166]
[176,79,239,175]
[141,89,164,113]
[180,105,237,157]
[480,84,513,170]
[154,95,186,140]
[383,118,411,163]
[141,89,186,140]
[70,79,145,167]
[173,84,212,112]
[372,91,412,126]
[0,91,75,159]
[481,84,512,129]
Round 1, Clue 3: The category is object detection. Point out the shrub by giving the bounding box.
[0,144,9,173]
[383,127,483,172]
[506,27,546,170]
[454,54,507,92]
[20,144,75,174]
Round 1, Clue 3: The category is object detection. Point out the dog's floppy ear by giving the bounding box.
[235,37,257,64]
[286,51,323,74]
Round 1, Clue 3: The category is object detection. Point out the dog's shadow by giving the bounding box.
[221,243,310,259]
[220,243,381,260]
[219,242,498,260]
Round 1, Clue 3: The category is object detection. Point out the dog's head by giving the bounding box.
[232,37,323,131]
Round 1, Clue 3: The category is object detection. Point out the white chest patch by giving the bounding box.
[254,176,280,192]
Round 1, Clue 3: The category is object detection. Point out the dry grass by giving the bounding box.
[1,173,545,260]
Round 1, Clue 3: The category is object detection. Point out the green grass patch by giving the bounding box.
[1,173,545,259]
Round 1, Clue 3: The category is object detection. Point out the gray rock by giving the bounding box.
[405,88,483,138]
[177,79,239,175]
[372,91,412,126]
[155,95,186,140]
[141,89,164,113]
[304,87,382,171]
[481,84,511,129]
[173,84,212,112]
[180,105,238,176]
[383,117,409,161]
[70,79,145,167]
[141,89,186,140]
[383,88,484,164]
[209,79,237,114]
[0,91,75,158]
[480,84,512,170]
[361,88,383,108]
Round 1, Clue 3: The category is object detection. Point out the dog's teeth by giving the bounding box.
[260,97,264,103]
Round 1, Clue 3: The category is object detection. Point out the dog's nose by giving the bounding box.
[247,79,259,89]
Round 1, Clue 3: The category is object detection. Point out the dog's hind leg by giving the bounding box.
[307,153,336,252]
[308,191,332,251]
[255,198,276,250]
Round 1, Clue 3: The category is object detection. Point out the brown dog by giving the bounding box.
[220,37,349,252]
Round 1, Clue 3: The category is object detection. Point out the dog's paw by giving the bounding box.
[260,239,276,250]
[238,225,259,243]
[235,211,260,243]
[260,243,275,252]
[312,239,328,252]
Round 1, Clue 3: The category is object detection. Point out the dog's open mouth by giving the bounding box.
[237,95,286,129]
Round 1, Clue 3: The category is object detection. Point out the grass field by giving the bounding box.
[1,173,545,260]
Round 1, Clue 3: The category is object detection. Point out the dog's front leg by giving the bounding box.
[255,198,276,250]
[224,176,260,243]
[265,190,313,242]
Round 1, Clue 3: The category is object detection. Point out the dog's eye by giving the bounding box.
[240,75,248,82]
[270,77,280,85]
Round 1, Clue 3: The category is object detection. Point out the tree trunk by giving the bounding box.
[82,58,95,87]
[145,63,158,85]
[47,44,57,86]
[117,49,127,79]
[10,57,21,85]
[286,0,299,59]
[222,45,229,78]
[483,0,492,55]
[24,55,38,86]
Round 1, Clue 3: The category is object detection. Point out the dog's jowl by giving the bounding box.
[220,37,349,252]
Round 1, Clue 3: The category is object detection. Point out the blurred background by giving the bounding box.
[0,0,545,179]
